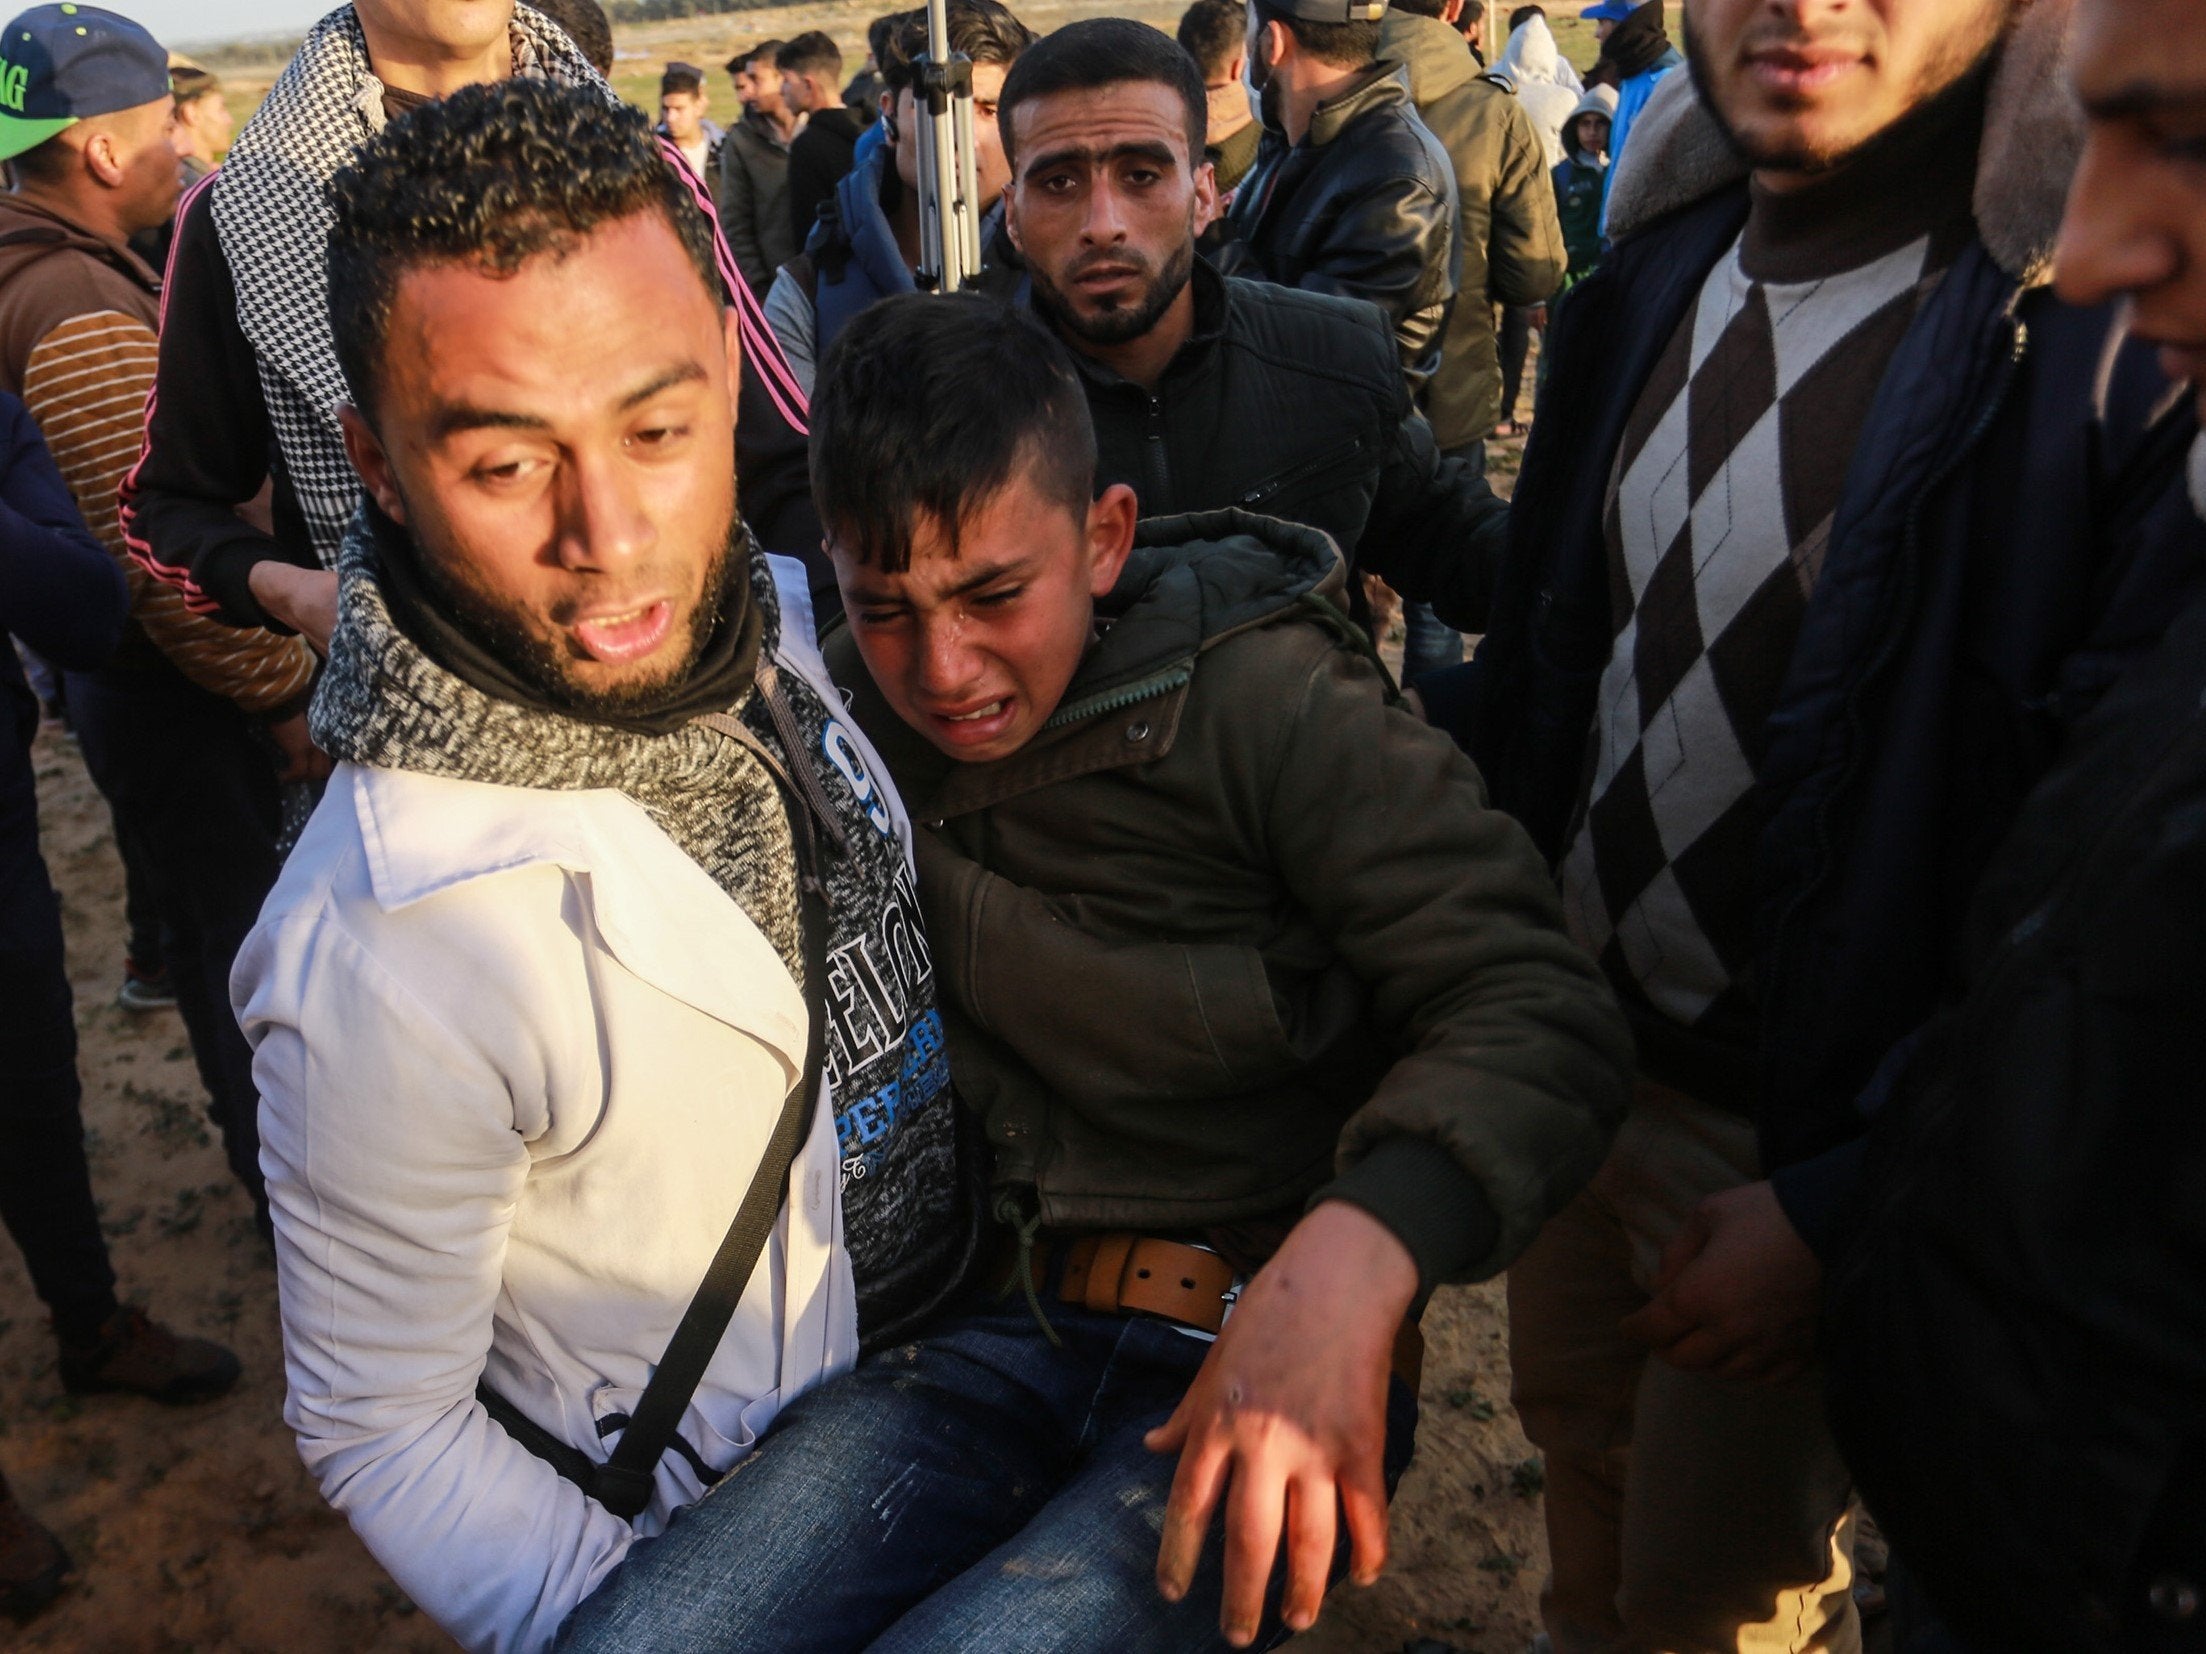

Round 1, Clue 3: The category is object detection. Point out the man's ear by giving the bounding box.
[1003,173,1024,252]
[1226,46,1247,81]
[78,128,124,188]
[1442,0,1466,25]
[1192,158,1222,232]
[336,403,407,526]
[1085,482,1138,597]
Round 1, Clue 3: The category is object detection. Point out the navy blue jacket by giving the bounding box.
[0,389,125,759]
[1424,183,2206,1250]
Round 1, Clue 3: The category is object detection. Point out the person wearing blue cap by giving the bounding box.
[1582,0,1678,226]
[0,1,321,1253]
[1578,0,1634,40]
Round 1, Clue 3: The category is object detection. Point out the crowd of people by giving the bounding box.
[0,0,2200,1650]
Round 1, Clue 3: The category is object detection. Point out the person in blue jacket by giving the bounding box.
[1582,0,1680,231]
[0,389,243,1620]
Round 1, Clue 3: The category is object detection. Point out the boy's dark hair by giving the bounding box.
[810,293,1095,572]
[779,30,844,84]
[877,0,1035,96]
[327,81,720,421]
[1175,0,1246,81]
[529,0,615,75]
[1508,4,1546,27]
[1250,0,1379,68]
[999,18,1206,171]
[660,61,706,98]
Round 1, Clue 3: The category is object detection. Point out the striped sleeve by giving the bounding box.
[25,310,315,716]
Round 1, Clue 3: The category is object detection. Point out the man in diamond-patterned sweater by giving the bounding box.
[1417,0,2206,1645]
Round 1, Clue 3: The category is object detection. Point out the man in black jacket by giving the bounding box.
[1822,1,2206,1647]
[1418,0,2206,1645]
[995,18,1504,638]
[780,30,860,251]
[1221,0,1458,394]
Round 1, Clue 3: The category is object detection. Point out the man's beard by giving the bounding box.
[1683,6,2004,178]
[1029,233,1196,349]
[415,510,743,721]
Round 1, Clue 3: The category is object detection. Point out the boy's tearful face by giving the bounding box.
[835,472,1137,765]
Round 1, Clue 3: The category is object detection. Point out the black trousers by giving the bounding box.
[66,663,281,1227]
[0,730,118,1341]
[1498,302,1537,428]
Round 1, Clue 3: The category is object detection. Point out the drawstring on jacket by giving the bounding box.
[991,1189,1063,1349]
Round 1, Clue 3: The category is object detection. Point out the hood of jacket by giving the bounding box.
[1494,14,1566,84]
[1053,509,1348,724]
[814,127,915,297]
[1595,0,1673,79]
[1564,83,1619,162]
[1608,0,2079,283]
[1378,13,1480,107]
[0,194,157,297]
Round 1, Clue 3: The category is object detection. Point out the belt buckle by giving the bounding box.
[1171,1242,1246,1346]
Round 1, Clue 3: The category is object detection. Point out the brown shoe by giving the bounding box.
[0,1472,70,1622]
[56,1307,241,1405]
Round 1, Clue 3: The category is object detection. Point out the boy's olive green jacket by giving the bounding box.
[824,511,1630,1290]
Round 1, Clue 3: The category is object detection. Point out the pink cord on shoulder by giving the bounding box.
[657,135,811,436]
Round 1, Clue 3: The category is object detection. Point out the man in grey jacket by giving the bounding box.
[716,39,802,295]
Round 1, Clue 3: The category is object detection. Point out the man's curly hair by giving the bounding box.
[327,79,723,419]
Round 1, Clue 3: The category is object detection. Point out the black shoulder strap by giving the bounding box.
[480,681,838,1521]
[590,875,829,1518]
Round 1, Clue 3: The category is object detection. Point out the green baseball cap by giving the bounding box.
[0,3,171,162]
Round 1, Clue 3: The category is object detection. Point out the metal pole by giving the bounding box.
[913,0,978,292]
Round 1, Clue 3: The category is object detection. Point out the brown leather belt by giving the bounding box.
[1009,1231,1424,1392]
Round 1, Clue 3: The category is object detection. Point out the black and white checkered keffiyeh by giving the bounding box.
[210,5,611,569]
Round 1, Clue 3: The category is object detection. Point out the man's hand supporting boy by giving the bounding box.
[1147,1200,1418,1647]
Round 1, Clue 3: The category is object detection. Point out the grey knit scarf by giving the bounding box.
[211,5,611,570]
[312,508,802,971]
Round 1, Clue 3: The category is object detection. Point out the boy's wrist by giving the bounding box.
[1316,1136,1501,1302]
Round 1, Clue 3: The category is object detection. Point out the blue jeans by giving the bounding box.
[557,1285,1419,1654]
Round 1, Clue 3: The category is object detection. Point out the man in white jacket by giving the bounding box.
[233,82,978,1654]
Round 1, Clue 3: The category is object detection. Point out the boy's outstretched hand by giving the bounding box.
[1146,1200,1417,1647]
